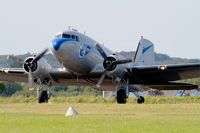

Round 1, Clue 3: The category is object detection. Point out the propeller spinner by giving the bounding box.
[95,44,132,87]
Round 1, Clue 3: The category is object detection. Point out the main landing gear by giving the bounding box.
[137,96,145,104]
[37,88,50,103]
[132,90,145,104]
[35,78,51,103]
[116,86,145,104]
[38,90,49,103]
[116,89,127,104]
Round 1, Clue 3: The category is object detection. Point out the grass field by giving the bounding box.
[1,96,200,104]
[0,103,200,133]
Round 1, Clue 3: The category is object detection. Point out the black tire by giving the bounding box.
[38,90,48,103]
[117,89,127,104]
[137,96,145,104]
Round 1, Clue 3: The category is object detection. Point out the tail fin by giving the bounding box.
[133,37,155,66]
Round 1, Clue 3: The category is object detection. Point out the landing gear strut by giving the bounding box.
[36,78,51,103]
[116,89,127,104]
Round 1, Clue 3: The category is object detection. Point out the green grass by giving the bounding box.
[1,96,200,104]
[0,103,200,133]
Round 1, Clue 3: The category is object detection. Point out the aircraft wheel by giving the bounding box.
[38,90,48,103]
[117,89,127,104]
[137,96,145,104]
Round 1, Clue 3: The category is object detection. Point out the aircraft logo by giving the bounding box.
[142,45,153,54]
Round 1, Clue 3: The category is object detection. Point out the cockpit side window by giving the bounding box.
[76,36,79,42]
[71,35,75,39]
[62,34,71,38]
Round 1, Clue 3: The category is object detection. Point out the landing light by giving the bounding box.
[159,65,166,71]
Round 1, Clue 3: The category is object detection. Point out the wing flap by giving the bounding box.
[147,82,198,90]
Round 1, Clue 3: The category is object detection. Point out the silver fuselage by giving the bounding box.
[50,31,114,74]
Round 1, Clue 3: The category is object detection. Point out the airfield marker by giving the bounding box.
[65,106,79,117]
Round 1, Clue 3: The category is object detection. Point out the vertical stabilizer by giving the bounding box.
[133,37,155,66]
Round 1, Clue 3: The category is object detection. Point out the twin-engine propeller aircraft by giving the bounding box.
[0,29,200,104]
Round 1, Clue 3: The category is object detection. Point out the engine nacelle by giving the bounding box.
[23,56,52,78]
[105,54,127,78]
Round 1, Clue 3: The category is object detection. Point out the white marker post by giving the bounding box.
[65,106,79,117]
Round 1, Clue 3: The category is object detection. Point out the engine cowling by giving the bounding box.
[95,44,132,87]
[105,55,127,77]
[23,56,51,78]
[103,56,117,71]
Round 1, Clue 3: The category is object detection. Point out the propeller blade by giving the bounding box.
[32,48,49,63]
[114,59,132,65]
[96,69,108,88]
[95,44,108,60]
[28,68,33,88]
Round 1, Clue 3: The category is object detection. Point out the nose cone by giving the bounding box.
[52,38,68,51]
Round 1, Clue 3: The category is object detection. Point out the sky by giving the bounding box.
[0,0,199,58]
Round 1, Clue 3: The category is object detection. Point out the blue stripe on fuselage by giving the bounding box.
[52,38,76,51]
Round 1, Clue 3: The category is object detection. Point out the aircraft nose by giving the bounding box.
[52,38,67,51]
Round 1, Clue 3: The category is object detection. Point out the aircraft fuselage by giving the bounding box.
[51,30,113,74]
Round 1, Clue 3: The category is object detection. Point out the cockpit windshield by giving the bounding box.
[62,34,71,38]
[63,33,79,42]
[55,33,79,42]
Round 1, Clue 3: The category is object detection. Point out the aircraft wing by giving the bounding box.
[1,63,200,91]
[0,67,114,91]
[50,63,200,91]
[127,63,200,84]
[49,70,114,90]
[0,68,27,82]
